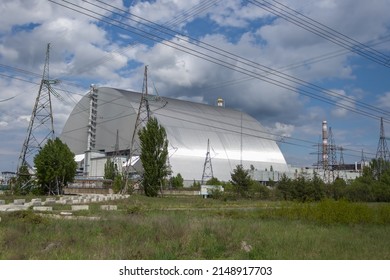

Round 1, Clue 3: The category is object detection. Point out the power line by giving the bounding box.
[248,0,390,67]
[49,0,390,123]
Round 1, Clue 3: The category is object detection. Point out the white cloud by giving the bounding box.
[377,92,390,110]
[0,0,389,171]
[328,89,356,118]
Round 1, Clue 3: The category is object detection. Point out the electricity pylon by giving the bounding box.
[375,117,390,177]
[327,127,338,182]
[17,43,58,173]
[122,65,151,193]
[201,139,214,184]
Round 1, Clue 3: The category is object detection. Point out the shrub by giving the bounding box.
[170,173,184,189]
[206,177,221,186]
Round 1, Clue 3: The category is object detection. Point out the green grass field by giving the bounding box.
[0,195,389,259]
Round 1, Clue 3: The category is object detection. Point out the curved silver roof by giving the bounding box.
[60,87,289,181]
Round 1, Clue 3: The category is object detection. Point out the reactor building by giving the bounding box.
[60,87,289,183]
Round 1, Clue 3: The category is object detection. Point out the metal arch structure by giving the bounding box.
[17,43,58,173]
[60,87,289,182]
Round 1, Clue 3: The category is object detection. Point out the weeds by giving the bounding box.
[0,197,390,259]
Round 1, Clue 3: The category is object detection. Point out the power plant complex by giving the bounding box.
[60,86,290,183]
[9,47,375,187]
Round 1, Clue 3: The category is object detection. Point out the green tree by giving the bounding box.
[170,173,184,189]
[230,164,252,196]
[34,138,77,195]
[205,177,221,185]
[138,117,169,197]
[275,174,292,200]
[104,158,117,180]
[112,174,125,194]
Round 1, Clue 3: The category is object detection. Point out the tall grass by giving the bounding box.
[263,199,390,225]
[1,197,390,259]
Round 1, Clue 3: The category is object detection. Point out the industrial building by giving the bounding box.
[60,87,290,183]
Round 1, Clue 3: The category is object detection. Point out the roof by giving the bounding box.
[60,87,289,181]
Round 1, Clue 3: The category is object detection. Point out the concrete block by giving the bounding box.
[43,198,56,206]
[60,211,72,216]
[0,200,5,205]
[33,206,53,211]
[100,205,118,211]
[13,199,26,205]
[71,205,89,211]
[30,201,42,206]
[4,205,29,212]
[31,198,42,203]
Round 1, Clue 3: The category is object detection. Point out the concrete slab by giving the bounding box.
[27,201,42,206]
[64,199,73,205]
[13,199,26,205]
[71,205,89,211]
[33,206,53,211]
[55,200,66,205]
[100,205,118,211]
[0,205,29,212]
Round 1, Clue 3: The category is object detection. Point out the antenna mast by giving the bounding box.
[18,43,57,172]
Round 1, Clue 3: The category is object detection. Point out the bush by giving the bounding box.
[230,165,253,196]
[249,181,271,200]
[208,188,224,199]
[112,174,124,194]
[206,177,221,185]
[170,173,184,189]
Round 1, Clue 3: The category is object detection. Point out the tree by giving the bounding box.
[112,174,125,194]
[104,158,117,180]
[205,177,221,185]
[138,117,169,197]
[275,174,292,200]
[170,173,184,189]
[34,138,77,195]
[230,164,252,196]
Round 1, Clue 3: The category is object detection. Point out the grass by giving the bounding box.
[0,195,389,259]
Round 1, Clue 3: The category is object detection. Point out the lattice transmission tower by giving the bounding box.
[327,127,338,182]
[122,66,152,193]
[338,146,347,181]
[376,117,390,161]
[17,43,59,172]
[375,117,390,177]
[201,139,214,184]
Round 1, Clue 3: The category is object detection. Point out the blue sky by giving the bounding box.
[1,0,390,172]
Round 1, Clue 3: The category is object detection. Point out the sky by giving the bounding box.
[1,0,390,173]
